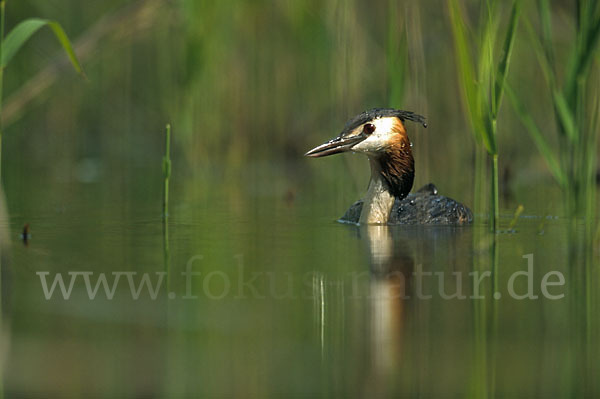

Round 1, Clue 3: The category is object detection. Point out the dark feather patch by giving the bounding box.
[379,137,415,199]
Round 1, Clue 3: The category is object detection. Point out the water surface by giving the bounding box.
[3,171,596,397]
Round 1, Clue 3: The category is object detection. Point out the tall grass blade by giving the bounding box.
[537,0,555,68]
[1,18,84,76]
[493,0,520,118]
[479,1,495,115]
[448,0,483,142]
[0,0,4,139]
[481,106,496,155]
[564,1,600,104]
[449,0,497,156]
[449,0,519,232]
[476,5,496,155]
[523,18,555,88]
[505,84,566,187]
[565,16,600,101]
[552,90,578,142]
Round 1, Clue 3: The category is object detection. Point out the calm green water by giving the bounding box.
[2,165,597,398]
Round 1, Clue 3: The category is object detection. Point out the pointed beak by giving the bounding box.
[304,133,366,158]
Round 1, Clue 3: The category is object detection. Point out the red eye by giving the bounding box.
[363,123,375,135]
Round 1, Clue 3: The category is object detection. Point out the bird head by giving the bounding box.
[305,108,426,199]
[304,108,426,158]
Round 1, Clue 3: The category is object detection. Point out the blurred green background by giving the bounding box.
[1,0,598,397]
[4,0,583,217]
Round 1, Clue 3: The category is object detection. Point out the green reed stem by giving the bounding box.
[162,123,173,397]
[490,154,499,232]
[163,124,171,285]
[450,0,519,232]
[0,0,5,185]
[163,124,171,219]
[0,3,4,398]
[473,145,485,219]
[489,234,499,397]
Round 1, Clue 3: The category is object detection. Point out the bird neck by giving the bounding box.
[359,160,396,224]
[359,138,415,224]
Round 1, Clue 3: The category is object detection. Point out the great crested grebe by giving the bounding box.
[305,108,472,225]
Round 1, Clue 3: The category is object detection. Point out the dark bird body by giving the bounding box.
[305,108,472,225]
[339,183,472,225]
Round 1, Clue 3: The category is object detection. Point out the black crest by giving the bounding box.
[341,108,427,135]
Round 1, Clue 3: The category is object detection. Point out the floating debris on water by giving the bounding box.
[21,223,31,247]
[508,205,525,230]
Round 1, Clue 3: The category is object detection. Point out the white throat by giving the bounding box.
[359,157,396,224]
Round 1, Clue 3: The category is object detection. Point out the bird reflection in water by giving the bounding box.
[312,223,473,396]
[364,225,413,395]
